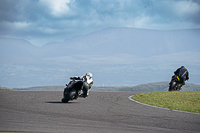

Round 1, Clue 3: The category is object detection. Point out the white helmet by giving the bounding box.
[86,72,92,78]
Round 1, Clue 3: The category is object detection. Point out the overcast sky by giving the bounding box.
[0,0,200,46]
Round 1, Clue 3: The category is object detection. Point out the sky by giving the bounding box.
[0,0,200,46]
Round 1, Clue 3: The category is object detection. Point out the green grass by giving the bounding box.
[0,88,13,91]
[132,91,200,114]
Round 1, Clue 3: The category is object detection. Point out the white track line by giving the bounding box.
[128,95,199,115]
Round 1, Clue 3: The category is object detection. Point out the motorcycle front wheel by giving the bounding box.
[61,89,77,103]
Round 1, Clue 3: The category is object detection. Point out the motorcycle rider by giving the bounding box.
[174,66,189,90]
[68,72,93,98]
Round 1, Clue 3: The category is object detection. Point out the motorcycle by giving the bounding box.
[61,77,85,103]
[169,75,181,91]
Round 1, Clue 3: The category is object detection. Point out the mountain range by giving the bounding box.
[12,82,200,92]
[0,27,200,88]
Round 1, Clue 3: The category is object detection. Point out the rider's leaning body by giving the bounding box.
[174,66,189,90]
[67,72,93,98]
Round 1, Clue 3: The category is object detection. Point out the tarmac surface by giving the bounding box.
[0,91,200,133]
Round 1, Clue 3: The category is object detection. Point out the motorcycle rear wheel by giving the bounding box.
[169,81,177,91]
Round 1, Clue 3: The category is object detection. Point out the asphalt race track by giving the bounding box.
[0,91,200,133]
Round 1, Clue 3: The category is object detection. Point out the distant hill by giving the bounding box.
[118,82,200,92]
[14,82,200,92]
[41,28,200,57]
[0,37,38,57]
[1,28,200,58]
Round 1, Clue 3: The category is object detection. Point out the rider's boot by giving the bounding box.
[79,94,88,98]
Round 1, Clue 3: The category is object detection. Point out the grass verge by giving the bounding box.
[0,88,13,91]
[132,91,200,114]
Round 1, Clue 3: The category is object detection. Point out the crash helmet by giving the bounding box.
[86,72,92,78]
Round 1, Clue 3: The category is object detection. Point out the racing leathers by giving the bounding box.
[79,75,93,98]
[174,66,189,90]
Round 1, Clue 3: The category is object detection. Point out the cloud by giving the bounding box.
[177,1,200,15]
[39,0,73,17]
[0,0,200,46]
